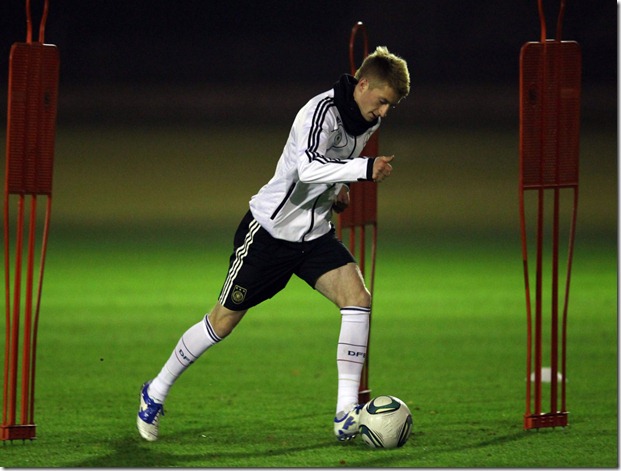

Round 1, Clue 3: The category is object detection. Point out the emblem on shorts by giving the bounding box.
[231,285,247,305]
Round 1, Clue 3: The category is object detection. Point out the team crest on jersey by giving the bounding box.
[231,285,247,304]
[333,129,344,146]
[330,125,348,150]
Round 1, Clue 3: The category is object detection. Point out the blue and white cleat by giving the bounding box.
[334,404,363,441]
[137,381,164,441]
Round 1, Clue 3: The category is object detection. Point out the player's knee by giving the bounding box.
[359,290,372,308]
[208,315,236,339]
[341,289,371,309]
[207,305,246,338]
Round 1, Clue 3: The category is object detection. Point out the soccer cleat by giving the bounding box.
[137,381,165,441]
[334,404,363,441]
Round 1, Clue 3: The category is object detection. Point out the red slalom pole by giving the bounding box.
[2,0,59,441]
[519,0,580,430]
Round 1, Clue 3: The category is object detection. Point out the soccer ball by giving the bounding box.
[358,395,413,449]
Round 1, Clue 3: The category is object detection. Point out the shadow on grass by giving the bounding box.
[68,430,530,468]
[404,429,530,466]
[66,432,427,467]
[459,430,528,450]
[69,431,339,467]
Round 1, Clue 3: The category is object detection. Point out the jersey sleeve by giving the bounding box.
[294,98,374,184]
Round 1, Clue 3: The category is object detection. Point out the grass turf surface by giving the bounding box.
[1,125,617,467]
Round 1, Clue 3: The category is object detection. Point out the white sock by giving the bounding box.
[148,314,221,403]
[336,306,370,414]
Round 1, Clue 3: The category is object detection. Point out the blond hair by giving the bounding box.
[355,46,410,100]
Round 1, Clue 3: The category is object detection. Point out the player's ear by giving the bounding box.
[357,77,369,92]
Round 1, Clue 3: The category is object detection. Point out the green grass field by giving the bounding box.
[1,125,617,467]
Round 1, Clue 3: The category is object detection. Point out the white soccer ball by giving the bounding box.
[358,395,413,449]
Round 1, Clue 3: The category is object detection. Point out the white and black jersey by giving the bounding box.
[249,75,380,243]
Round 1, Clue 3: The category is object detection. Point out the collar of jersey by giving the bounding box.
[332,74,378,137]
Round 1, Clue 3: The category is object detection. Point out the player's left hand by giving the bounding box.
[332,186,350,213]
[373,155,394,182]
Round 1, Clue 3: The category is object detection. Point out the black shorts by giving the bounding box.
[218,210,355,311]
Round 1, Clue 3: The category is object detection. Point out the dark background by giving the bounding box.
[0,0,616,127]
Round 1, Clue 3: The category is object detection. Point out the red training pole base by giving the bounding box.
[0,423,36,441]
[524,412,568,430]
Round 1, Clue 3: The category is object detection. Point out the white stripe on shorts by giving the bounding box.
[219,218,261,306]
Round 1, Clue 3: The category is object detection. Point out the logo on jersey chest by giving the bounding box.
[330,122,349,150]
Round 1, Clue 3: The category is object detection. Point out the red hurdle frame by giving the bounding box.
[2,0,59,441]
[337,21,379,406]
[519,0,581,430]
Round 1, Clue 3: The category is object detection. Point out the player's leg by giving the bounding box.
[315,262,371,440]
[148,304,246,403]
[137,304,246,441]
[316,263,371,411]
[315,262,370,307]
[137,211,260,441]
[138,210,294,441]
[207,303,248,336]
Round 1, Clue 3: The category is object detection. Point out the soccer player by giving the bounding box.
[137,46,410,442]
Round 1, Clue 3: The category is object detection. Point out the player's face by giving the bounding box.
[354,78,399,122]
